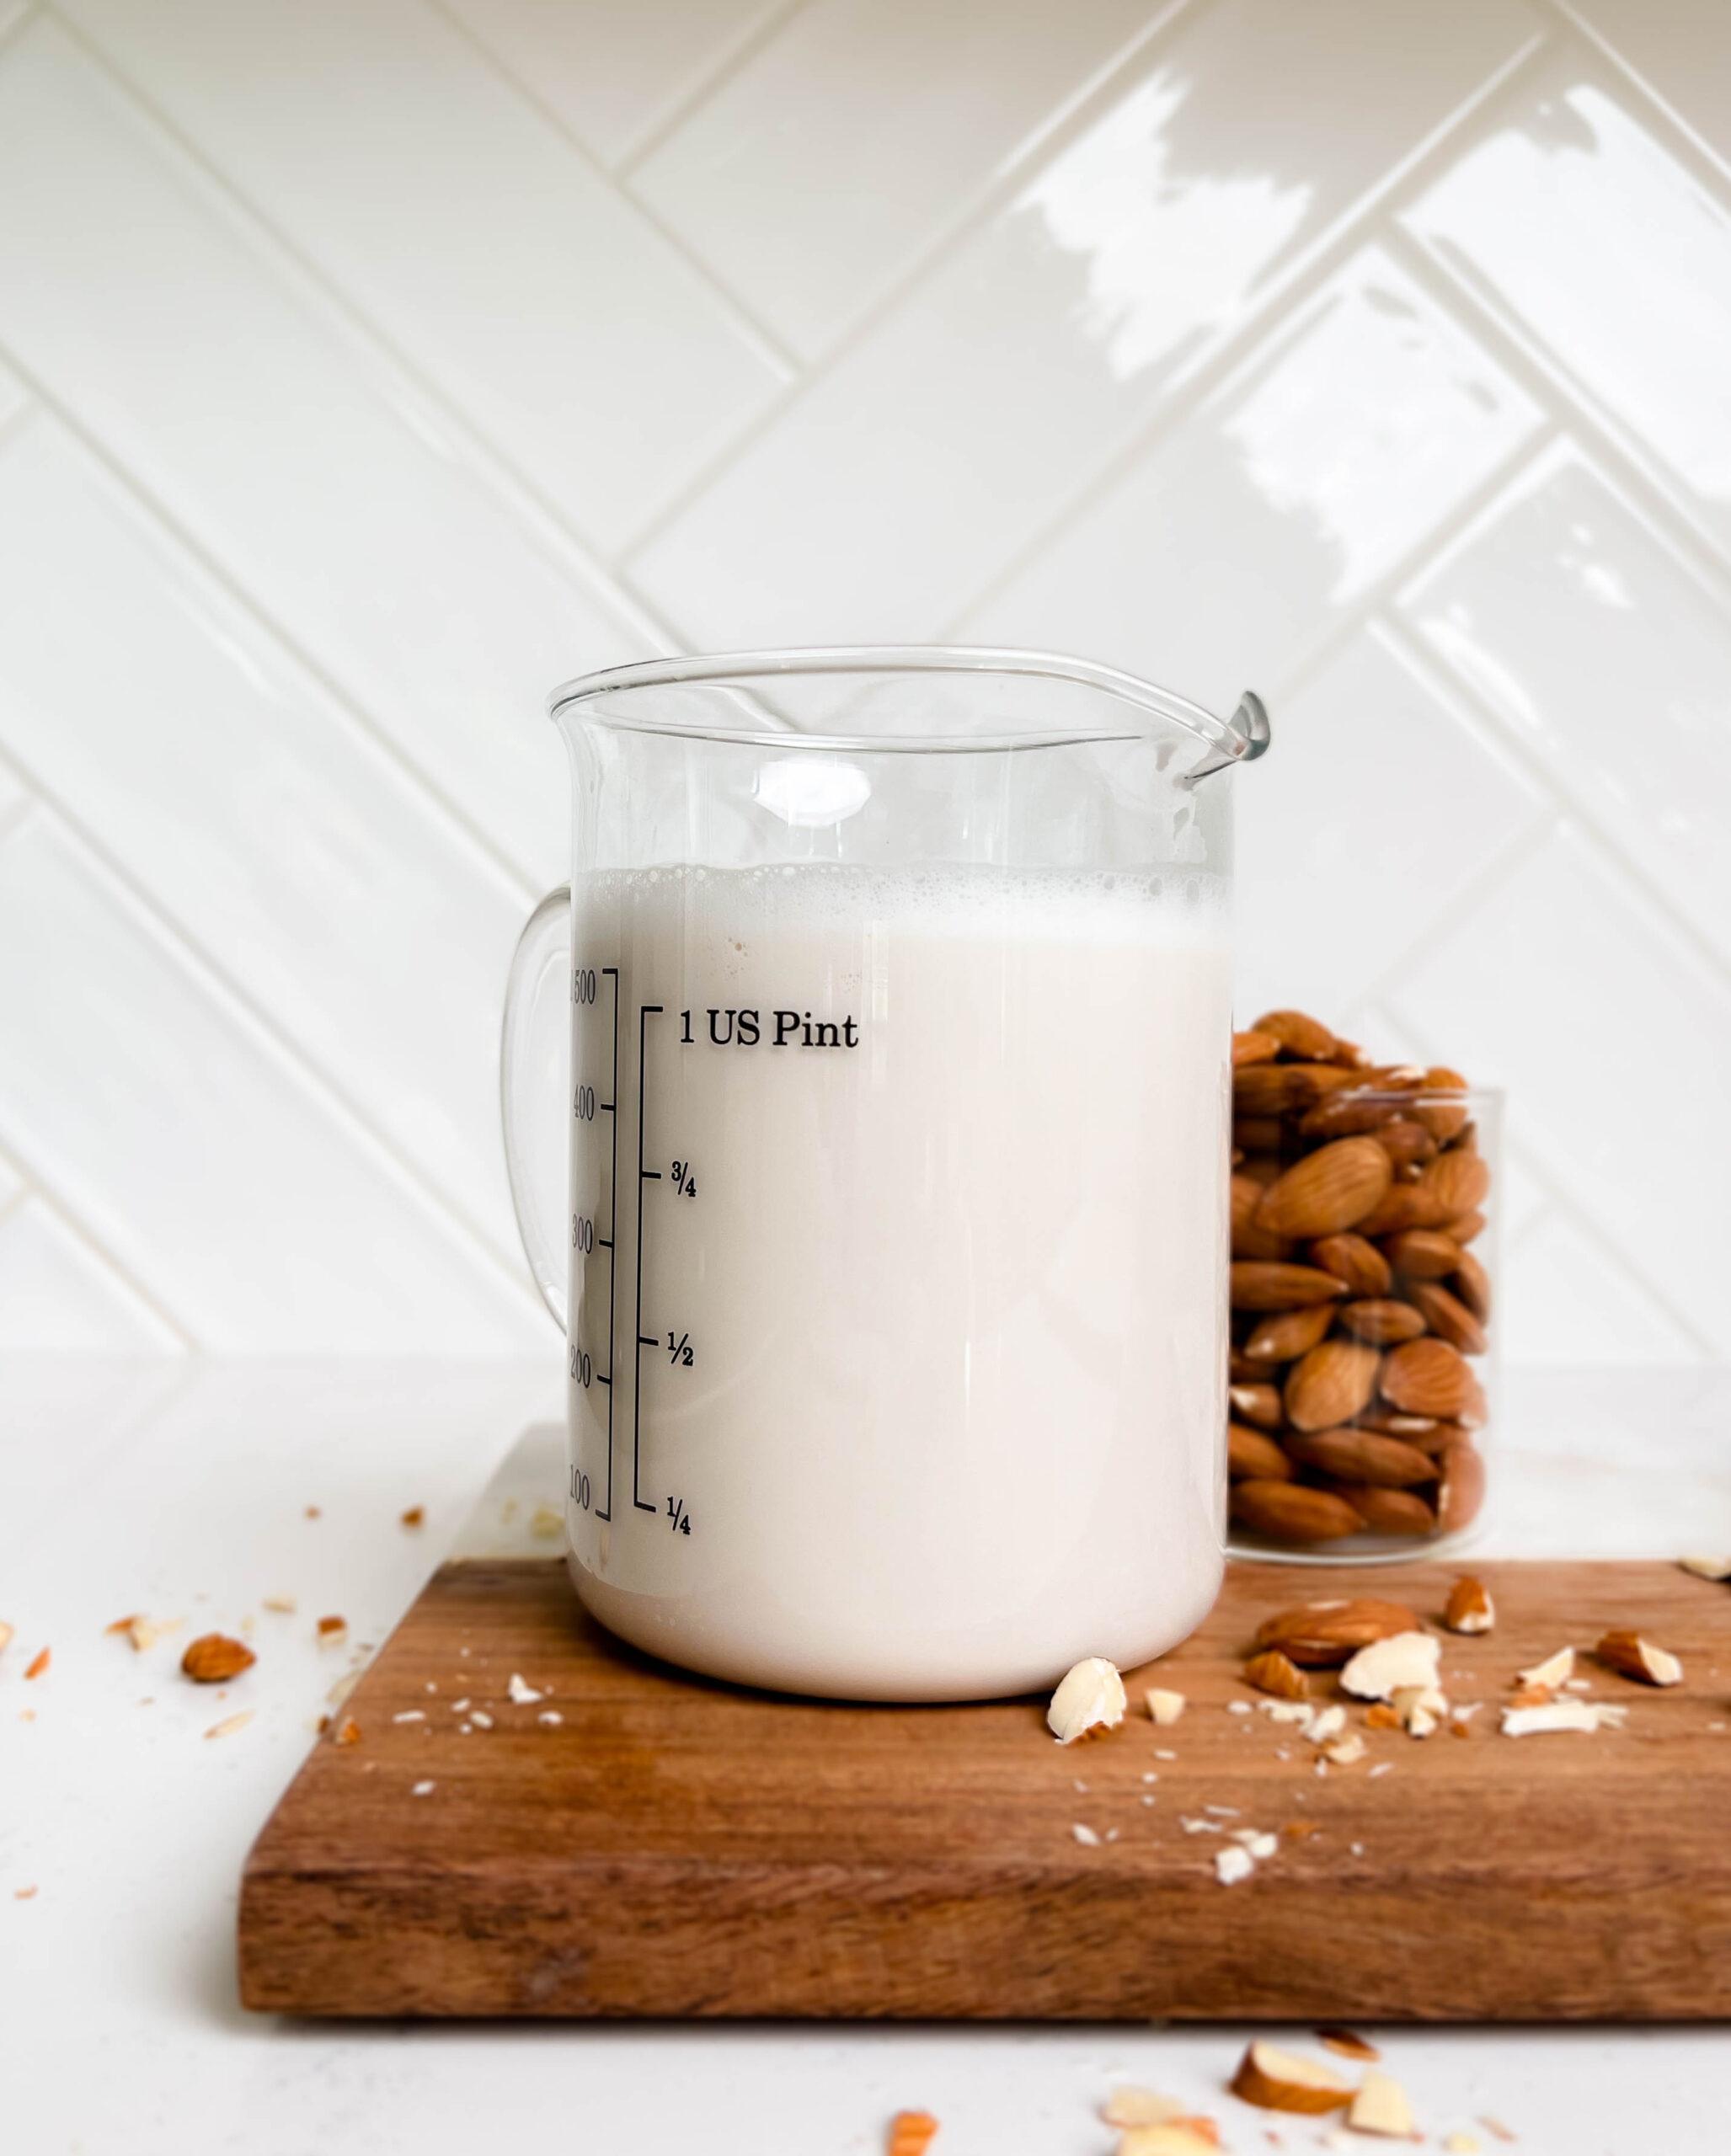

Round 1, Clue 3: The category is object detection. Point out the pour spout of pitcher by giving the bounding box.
[1183,691,1272,785]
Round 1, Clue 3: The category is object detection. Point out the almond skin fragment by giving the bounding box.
[1229,2040,1352,2115]
[886,2110,939,2156]
[182,1632,256,1684]
[1596,1630,1683,1687]
[1253,1598,1419,1668]
[24,1646,50,1681]
[1444,1577,1496,1635]
[1243,1648,1308,1700]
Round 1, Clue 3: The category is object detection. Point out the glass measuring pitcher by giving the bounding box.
[500,648,1270,1701]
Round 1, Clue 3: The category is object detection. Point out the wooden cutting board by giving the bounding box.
[238,1558,1731,2020]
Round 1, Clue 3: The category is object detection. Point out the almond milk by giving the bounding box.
[565,861,1229,1700]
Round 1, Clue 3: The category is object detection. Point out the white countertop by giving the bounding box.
[4,1358,1730,2156]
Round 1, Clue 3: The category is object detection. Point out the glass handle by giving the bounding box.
[500,884,570,1332]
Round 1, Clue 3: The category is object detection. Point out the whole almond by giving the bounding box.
[1236,1129,1286,1168]
[182,1632,257,1684]
[1253,1598,1420,1667]
[1231,1173,1291,1262]
[1443,1208,1488,1246]
[1383,1229,1463,1281]
[1407,1279,1487,1355]
[1227,1380,1284,1431]
[1435,1438,1486,1534]
[1422,1147,1492,1219]
[1243,1647,1309,1700]
[1452,1248,1493,1322]
[1374,1118,1438,1171]
[1336,1298,1427,1345]
[1284,1340,1381,1433]
[1241,1303,1336,1364]
[1229,1422,1294,1481]
[1358,1406,1440,1438]
[1234,1062,1356,1117]
[1354,1182,1447,1237]
[1307,1232,1392,1297]
[1230,1481,1364,1543]
[1381,1337,1476,1418]
[1319,1483,1436,1536]
[1230,1262,1349,1312]
[1232,1029,1281,1068]
[1254,1138,1392,1241]
[1296,1088,1406,1140]
[1283,1426,1437,1487]
[1251,1008,1339,1061]
[1411,1069,1470,1144]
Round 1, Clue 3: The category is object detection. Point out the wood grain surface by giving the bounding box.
[238,1559,1731,2020]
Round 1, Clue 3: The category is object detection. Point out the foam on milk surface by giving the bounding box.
[566,862,1229,1700]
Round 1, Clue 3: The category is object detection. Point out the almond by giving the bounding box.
[1335,1297,1427,1345]
[1349,2070,1417,2137]
[1679,1556,1731,1582]
[1307,1232,1392,1297]
[1253,1598,1419,1666]
[1243,1648,1309,1700]
[1380,1337,1476,1418]
[1422,1146,1492,1219]
[1231,1173,1291,1262]
[1354,1182,1447,1236]
[1412,1068,1470,1143]
[1443,1208,1488,1245]
[1229,1481,1363,1543]
[1283,1340,1381,1432]
[1254,1138,1392,1240]
[1047,1657,1127,1743]
[1374,1118,1438,1171]
[1451,1248,1493,1321]
[1283,1426,1435,1487]
[1229,2041,1352,2115]
[1407,1279,1487,1354]
[1318,1482,1436,1536]
[1596,1630,1683,1686]
[1227,1380,1283,1431]
[1250,1008,1340,1060]
[1317,2027,1381,2063]
[1444,1577,1495,1634]
[887,2111,940,2156]
[1339,1630,1441,1701]
[1235,1129,1286,1168]
[1383,1228,1463,1281]
[1229,1262,1349,1312]
[1117,2121,1223,2155]
[1436,1438,1486,1534]
[1231,1029,1281,1068]
[181,1633,256,1684]
[1228,1422,1293,1481]
[1296,1089,1406,1140]
[1241,1304,1336,1364]
[1102,2088,1185,2129]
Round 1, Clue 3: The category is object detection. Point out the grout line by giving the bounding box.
[611,0,812,179]
[8,787,542,1317]
[0,342,539,918]
[616,0,1226,566]
[1374,606,1731,1005]
[422,0,804,384]
[1359,996,1720,1359]
[924,28,1558,648]
[1541,0,1731,189]
[42,7,690,656]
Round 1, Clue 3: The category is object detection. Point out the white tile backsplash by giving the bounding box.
[0,0,1722,1360]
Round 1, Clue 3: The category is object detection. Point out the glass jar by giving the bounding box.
[1224,1051,1500,1565]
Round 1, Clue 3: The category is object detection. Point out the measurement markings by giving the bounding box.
[632,1003,664,1514]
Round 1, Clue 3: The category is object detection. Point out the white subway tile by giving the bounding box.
[0,1148,24,1212]
[1503,1205,1702,1363]
[1568,0,1731,175]
[61,0,783,547]
[1400,445,1731,967]
[0,1198,184,1353]
[631,0,1541,645]
[0,816,542,1350]
[1384,825,1731,1353]
[0,759,28,832]
[0,20,644,890]
[442,0,780,168]
[962,248,1541,706]
[1402,55,1731,552]
[633,0,1158,359]
[0,414,529,1252]
[1229,627,1545,1025]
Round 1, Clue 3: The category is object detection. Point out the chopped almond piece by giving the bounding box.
[1047,1657,1126,1744]
[1364,1703,1402,1732]
[1349,2071,1416,2137]
[1678,1556,1731,1582]
[1501,1699,1621,1737]
[24,1646,49,1681]
[1229,2041,1351,2114]
[181,1633,255,1684]
[316,1614,348,1648]
[334,1716,362,1747]
[1515,1646,1574,1690]
[1444,1576,1495,1635]
[1339,1631,1440,1701]
[886,2110,938,2156]
[1117,2125,1221,2155]
[1146,1687,1186,1726]
[400,1505,425,1529]
[1595,1630,1682,1687]
[1243,1649,1308,1700]
[0,1621,12,1654]
[203,1710,254,1741]
[1281,1818,1321,1839]
[262,1595,297,1614]
[1103,2088,1184,2130]
[1444,2136,1483,2154]
[1316,2026,1379,2063]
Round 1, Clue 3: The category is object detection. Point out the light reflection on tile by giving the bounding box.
[1568,0,1731,176]
[0,1198,183,1352]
